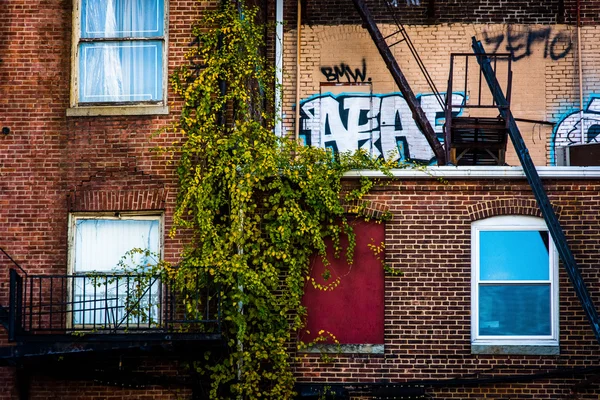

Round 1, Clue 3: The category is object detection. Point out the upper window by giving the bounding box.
[471,216,559,350]
[68,213,162,328]
[71,0,166,107]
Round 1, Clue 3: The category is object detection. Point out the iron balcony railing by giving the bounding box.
[6,268,220,339]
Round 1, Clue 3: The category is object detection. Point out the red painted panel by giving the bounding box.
[302,219,385,345]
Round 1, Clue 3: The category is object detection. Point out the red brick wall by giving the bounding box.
[0,0,218,397]
[294,176,600,399]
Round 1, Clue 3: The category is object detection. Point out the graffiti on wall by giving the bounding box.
[320,59,370,83]
[551,96,600,164]
[300,92,465,164]
[482,26,572,61]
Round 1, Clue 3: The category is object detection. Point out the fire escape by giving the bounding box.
[0,247,223,398]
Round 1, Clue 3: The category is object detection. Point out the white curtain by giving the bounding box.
[74,218,159,272]
[80,0,163,102]
[72,218,160,327]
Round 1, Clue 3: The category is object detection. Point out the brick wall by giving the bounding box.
[294,176,600,399]
[284,23,563,165]
[286,0,568,26]
[0,0,218,396]
[2,0,600,397]
[287,0,600,26]
[283,13,600,166]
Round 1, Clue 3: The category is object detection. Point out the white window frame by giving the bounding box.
[471,215,559,349]
[67,212,164,328]
[67,0,169,116]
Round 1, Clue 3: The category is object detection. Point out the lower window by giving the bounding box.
[68,213,162,328]
[471,216,559,352]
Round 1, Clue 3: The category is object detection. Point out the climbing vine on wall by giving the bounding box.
[167,2,393,398]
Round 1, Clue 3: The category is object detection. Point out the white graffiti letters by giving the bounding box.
[300,92,464,163]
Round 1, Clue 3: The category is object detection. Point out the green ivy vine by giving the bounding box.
[166,2,394,398]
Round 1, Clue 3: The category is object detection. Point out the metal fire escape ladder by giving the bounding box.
[350,0,446,165]
[472,37,600,344]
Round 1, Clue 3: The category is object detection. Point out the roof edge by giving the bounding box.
[344,166,600,179]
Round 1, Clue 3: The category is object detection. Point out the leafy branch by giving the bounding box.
[164,2,395,398]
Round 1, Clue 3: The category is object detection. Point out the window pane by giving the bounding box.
[479,284,551,336]
[81,0,164,38]
[74,218,159,273]
[72,275,160,326]
[79,41,162,102]
[480,230,549,280]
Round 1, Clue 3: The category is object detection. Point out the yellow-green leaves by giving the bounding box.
[167,2,394,399]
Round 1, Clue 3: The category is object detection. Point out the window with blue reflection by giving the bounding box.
[78,0,164,103]
[79,41,162,102]
[472,216,558,345]
[480,230,549,280]
[81,0,163,38]
[479,285,551,336]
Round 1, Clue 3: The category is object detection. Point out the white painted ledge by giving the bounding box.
[344,166,600,179]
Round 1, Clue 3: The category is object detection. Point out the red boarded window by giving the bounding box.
[302,218,385,345]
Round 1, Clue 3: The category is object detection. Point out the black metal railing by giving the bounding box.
[445,52,513,113]
[6,268,220,338]
[443,52,513,165]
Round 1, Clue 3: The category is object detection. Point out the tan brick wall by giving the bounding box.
[283,23,598,167]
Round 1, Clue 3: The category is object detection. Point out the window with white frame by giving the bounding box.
[72,0,166,105]
[68,214,162,328]
[471,216,559,349]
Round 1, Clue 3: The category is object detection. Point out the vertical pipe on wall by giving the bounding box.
[577,0,584,144]
[294,0,302,142]
[274,0,284,137]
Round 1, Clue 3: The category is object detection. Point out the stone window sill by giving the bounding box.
[300,344,384,354]
[471,344,559,355]
[66,105,169,117]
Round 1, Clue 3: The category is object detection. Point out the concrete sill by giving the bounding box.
[472,344,559,356]
[300,344,384,354]
[66,105,169,117]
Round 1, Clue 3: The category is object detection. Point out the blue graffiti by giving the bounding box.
[551,96,600,165]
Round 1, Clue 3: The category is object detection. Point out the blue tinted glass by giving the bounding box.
[81,0,164,38]
[480,230,549,280]
[479,284,551,336]
[79,41,162,102]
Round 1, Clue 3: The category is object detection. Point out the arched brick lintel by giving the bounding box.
[67,171,168,212]
[467,198,561,222]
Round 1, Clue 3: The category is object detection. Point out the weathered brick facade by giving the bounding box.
[2,0,600,398]
[0,0,213,396]
[291,0,566,26]
[284,0,600,398]
[296,172,600,398]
